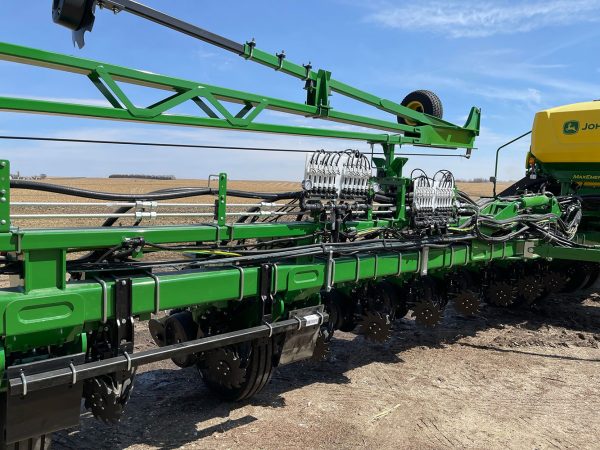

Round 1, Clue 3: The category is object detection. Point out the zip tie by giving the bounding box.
[69,362,77,385]
[93,277,108,324]
[146,271,160,315]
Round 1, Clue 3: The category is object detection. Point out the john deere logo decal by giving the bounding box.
[563,120,579,135]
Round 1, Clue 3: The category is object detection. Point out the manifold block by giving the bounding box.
[302,150,372,198]
[411,170,457,228]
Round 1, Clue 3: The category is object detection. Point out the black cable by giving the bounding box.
[0,135,468,158]
[10,179,302,201]
[67,234,476,273]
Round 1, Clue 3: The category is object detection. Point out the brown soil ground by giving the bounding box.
[17,178,594,450]
[52,290,600,450]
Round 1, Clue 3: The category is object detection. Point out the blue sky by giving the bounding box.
[1,0,600,181]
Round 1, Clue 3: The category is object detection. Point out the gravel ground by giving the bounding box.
[53,288,600,450]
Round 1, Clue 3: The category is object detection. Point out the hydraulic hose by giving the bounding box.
[10,180,302,202]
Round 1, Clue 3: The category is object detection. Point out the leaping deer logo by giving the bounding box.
[563,120,579,135]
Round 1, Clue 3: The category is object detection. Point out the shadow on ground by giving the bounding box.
[53,288,600,449]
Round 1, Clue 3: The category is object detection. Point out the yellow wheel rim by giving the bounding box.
[403,100,424,126]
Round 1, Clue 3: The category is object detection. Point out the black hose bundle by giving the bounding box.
[10,180,302,202]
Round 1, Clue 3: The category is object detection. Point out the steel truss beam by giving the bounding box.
[0,42,479,149]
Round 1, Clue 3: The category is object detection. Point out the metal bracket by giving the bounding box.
[13,228,23,254]
[231,265,245,301]
[275,50,286,70]
[396,252,403,276]
[6,353,85,443]
[245,38,256,60]
[114,278,134,357]
[523,241,536,259]
[272,263,279,296]
[93,276,108,324]
[259,263,275,322]
[325,249,335,292]
[146,271,160,314]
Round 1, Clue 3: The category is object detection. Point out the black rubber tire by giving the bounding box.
[4,435,51,450]
[398,90,443,125]
[201,338,275,402]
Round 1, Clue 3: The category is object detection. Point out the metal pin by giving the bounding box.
[354,254,361,282]
[295,316,303,330]
[123,351,132,372]
[449,246,455,268]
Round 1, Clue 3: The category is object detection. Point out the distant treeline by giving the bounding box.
[109,174,176,180]
[456,177,489,183]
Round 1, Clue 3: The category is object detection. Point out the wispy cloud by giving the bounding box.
[366,0,600,38]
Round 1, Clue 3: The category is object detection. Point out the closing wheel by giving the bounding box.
[199,337,275,402]
[514,274,545,307]
[485,281,516,307]
[398,90,443,126]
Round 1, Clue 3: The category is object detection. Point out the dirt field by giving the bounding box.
[51,290,600,450]
[15,178,598,450]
